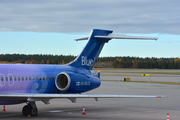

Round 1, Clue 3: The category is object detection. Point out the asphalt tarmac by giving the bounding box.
[0,69,180,120]
[100,69,180,83]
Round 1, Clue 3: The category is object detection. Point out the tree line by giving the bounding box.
[0,54,76,64]
[0,54,180,69]
[96,57,180,69]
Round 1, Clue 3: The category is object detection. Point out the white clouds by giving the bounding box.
[0,0,180,34]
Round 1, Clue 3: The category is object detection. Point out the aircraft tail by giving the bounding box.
[68,29,158,70]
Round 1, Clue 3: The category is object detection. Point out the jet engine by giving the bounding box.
[55,72,71,91]
[55,72,100,93]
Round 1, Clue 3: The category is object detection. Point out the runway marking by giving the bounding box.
[68,112,72,114]
[49,110,64,113]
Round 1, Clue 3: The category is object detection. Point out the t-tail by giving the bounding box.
[69,29,158,70]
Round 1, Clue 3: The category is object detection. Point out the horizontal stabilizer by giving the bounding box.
[75,33,158,41]
[75,37,89,41]
[95,33,158,40]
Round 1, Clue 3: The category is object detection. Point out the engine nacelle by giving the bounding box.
[55,72,71,91]
[55,72,100,93]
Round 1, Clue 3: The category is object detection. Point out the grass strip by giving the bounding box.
[101,80,180,85]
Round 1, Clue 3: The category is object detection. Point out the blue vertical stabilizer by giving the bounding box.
[69,29,113,70]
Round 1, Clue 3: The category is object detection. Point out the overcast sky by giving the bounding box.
[0,0,180,58]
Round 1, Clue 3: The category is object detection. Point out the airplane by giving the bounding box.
[0,29,164,117]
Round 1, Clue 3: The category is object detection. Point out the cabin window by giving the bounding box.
[43,77,45,80]
[49,76,52,80]
[53,76,55,80]
[14,77,17,81]
[1,77,3,81]
[18,77,20,81]
[25,77,28,81]
[10,77,12,81]
[46,76,48,80]
[6,77,8,81]
[22,77,24,81]
[29,76,31,81]
[33,77,35,80]
[36,77,38,80]
[40,77,42,80]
